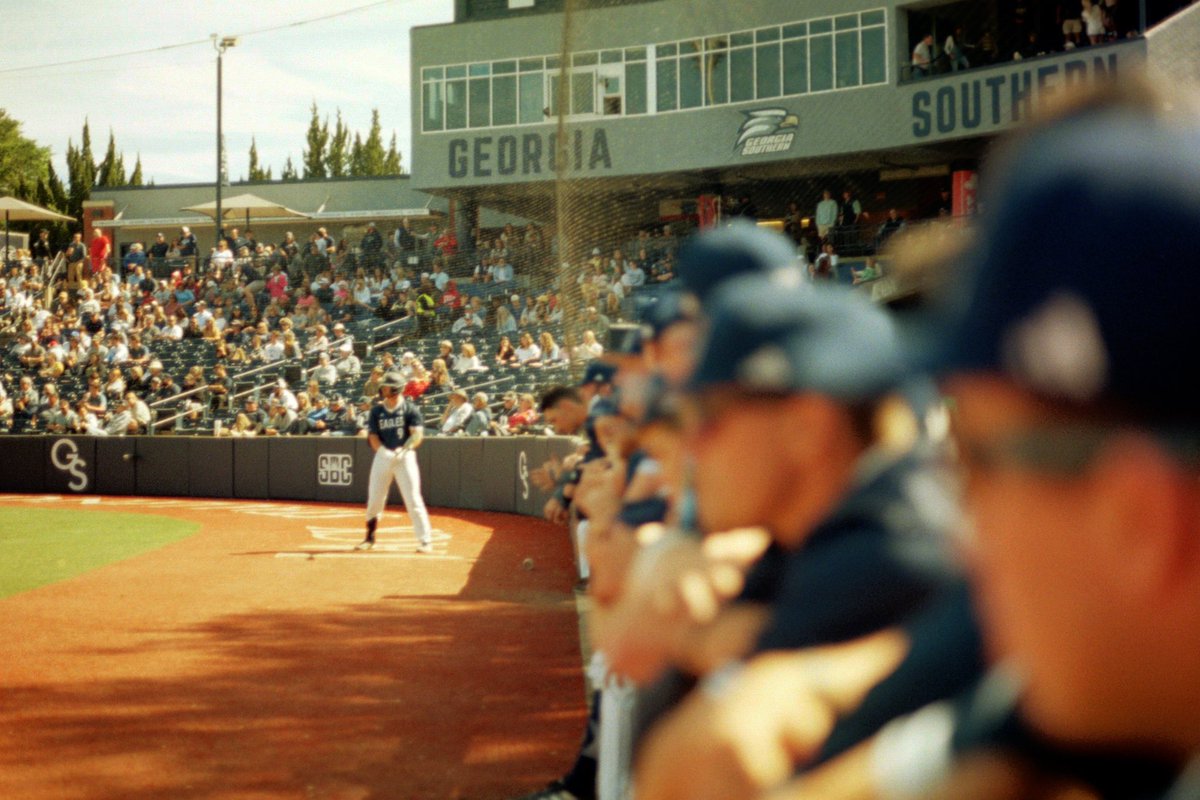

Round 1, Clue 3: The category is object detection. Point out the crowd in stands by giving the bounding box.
[907,0,1192,79]
[0,214,688,437]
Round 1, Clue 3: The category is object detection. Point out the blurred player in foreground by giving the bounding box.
[762,78,1200,799]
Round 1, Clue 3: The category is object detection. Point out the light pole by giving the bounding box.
[213,34,238,250]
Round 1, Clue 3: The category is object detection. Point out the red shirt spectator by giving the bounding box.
[266,267,289,302]
[89,230,111,274]
[403,378,429,399]
[441,280,462,310]
[434,228,458,256]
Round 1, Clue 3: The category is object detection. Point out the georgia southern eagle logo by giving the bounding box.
[735,108,799,155]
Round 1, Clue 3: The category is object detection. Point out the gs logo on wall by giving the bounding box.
[317,454,353,487]
[51,438,89,492]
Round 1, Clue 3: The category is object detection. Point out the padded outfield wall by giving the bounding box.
[0,436,577,516]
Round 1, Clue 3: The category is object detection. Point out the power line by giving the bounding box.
[0,0,400,77]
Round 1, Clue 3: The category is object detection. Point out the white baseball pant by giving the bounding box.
[366,447,432,546]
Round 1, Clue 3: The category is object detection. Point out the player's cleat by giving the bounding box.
[354,539,375,551]
[416,541,434,554]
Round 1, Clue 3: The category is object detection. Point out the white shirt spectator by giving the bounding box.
[515,343,541,365]
[440,401,473,434]
[272,387,298,412]
[621,264,646,288]
[431,269,450,292]
[312,360,339,385]
[492,262,514,282]
[335,353,362,378]
[451,311,484,334]
[263,338,286,362]
[454,354,484,373]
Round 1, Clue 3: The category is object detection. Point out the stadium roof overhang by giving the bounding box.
[420,134,992,225]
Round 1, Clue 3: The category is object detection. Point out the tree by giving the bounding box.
[326,110,351,178]
[384,132,403,175]
[355,109,387,176]
[281,155,299,182]
[247,137,272,182]
[302,102,328,179]
[129,155,144,186]
[349,133,364,177]
[96,130,127,187]
[46,161,68,211]
[0,109,50,195]
[79,119,96,189]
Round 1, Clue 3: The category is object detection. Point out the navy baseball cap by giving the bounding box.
[676,221,802,303]
[690,278,906,401]
[580,360,617,387]
[637,290,700,342]
[913,103,1200,423]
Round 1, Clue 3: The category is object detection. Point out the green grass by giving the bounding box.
[0,508,199,599]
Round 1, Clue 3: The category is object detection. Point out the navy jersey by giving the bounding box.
[368,398,422,449]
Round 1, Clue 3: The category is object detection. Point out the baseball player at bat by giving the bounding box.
[357,371,435,553]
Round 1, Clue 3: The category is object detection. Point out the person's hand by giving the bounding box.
[529,454,562,491]
[596,527,769,684]
[635,652,839,800]
[543,496,569,526]
[573,458,625,526]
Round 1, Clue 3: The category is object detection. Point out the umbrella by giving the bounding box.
[182,192,311,233]
[0,196,76,260]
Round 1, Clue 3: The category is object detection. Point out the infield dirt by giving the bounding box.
[0,495,587,800]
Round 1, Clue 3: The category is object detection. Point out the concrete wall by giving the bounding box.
[0,436,578,517]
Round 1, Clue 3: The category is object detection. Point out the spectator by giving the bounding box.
[263,400,298,436]
[464,392,492,436]
[148,232,169,260]
[454,342,485,374]
[573,329,604,362]
[490,391,519,434]
[944,26,970,70]
[815,190,839,240]
[439,389,472,434]
[1083,0,1105,44]
[495,335,518,367]
[911,33,934,77]
[811,242,838,282]
[621,258,647,289]
[514,332,541,366]
[334,347,362,379]
[403,361,431,399]
[875,208,906,249]
[312,352,339,385]
[538,331,565,366]
[495,304,518,335]
[506,393,539,433]
[178,226,197,257]
[428,358,454,392]
[126,391,151,433]
[122,243,147,273]
[89,228,112,276]
[838,189,863,227]
[211,239,235,271]
[360,222,383,269]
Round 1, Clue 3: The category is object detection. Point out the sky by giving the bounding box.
[0,0,455,186]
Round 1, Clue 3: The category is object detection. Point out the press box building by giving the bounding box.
[409,0,1199,249]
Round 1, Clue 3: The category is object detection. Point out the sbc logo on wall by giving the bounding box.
[317,454,353,487]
